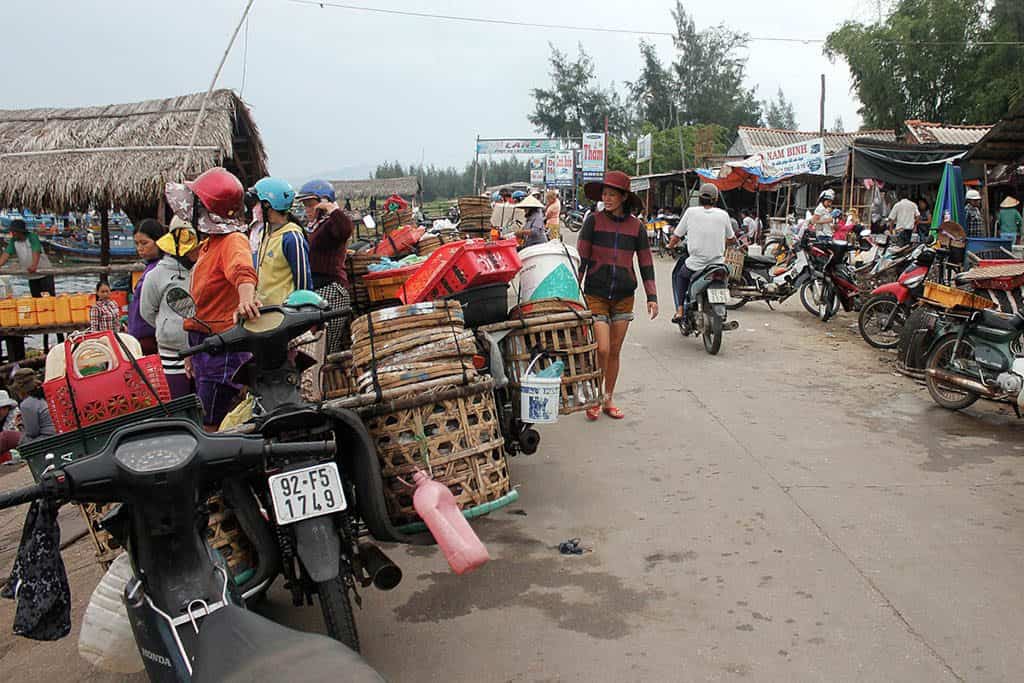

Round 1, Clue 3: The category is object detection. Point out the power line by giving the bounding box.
[287,0,1024,46]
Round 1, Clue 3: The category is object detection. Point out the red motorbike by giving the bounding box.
[856,246,944,348]
[812,239,861,322]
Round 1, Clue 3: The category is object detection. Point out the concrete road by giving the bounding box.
[4,252,1024,682]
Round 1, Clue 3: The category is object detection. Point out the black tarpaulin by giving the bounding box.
[846,142,984,184]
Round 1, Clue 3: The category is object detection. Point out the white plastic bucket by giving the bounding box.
[516,242,582,304]
[519,356,561,424]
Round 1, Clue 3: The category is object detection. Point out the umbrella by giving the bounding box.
[931,162,965,230]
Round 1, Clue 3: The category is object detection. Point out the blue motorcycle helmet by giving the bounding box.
[511,190,527,201]
[296,179,336,203]
[492,191,501,202]
[285,289,327,309]
[253,177,296,212]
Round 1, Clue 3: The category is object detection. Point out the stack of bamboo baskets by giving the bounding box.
[457,196,491,234]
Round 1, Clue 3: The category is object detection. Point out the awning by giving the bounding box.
[844,141,984,184]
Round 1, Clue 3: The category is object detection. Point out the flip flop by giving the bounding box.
[602,404,625,420]
[585,405,601,421]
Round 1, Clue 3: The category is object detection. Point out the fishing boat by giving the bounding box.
[41,237,139,263]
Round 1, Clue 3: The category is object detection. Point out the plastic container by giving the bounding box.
[515,242,582,304]
[374,225,425,258]
[16,296,37,327]
[78,553,144,673]
[361,263,421,302]
[0,298,17,328]
[70,293,91,324]
[412,469,490,575]
[519,356,562,424]
[444,283,509,328]
[36,295,56,326]
[400,239,521,303]
[922,282,995,311]
[55,294,73,325]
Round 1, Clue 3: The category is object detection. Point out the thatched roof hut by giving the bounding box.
[0,89,268,217]
[330,176,420,201]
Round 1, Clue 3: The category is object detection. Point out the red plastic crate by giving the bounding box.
[400,239,521,303]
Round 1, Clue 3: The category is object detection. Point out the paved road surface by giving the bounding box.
[3,250,1024,681]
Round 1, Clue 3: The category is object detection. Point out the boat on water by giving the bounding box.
[41,237,139,263]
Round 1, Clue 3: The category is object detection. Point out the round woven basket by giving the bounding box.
[362,379,511,526]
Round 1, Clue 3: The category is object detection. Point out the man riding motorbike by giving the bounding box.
[666,183,736,330]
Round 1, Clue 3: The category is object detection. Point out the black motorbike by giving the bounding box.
[0,422,384,683]
[170,289,424,652]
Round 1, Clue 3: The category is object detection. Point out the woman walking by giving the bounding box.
[545,190,562,241]
[577,171,658,421]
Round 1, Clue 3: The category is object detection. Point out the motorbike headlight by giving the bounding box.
[114,432,197,474]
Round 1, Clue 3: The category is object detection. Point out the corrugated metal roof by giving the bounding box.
[728,126,898,157]
[964,99,1024,165]
[904,120,993,145]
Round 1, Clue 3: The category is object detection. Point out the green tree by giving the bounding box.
[373,161,407,179]
[670,0,761,131]
[971,0,1024,121]
[762,88,797,129]
[825,0,988,130]
[529,43,628,138]
[627,40,676,130]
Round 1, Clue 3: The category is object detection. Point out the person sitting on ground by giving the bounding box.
[666,183,735,329]
[997,196,1022,243]
[10,368,53,446]
[515,195,549,248]
[88,282,121,332]
[888,189,920,246]
[253,177,312,306]
[139,217,200,399]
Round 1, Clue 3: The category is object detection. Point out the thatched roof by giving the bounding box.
[330,176,420,200]
[0,89,268,216]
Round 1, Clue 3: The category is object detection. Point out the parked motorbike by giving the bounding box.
[564,208,585,233]
[924,307,1024,414]
[727,231,815,310]
[170,288,425,652]
[0,422,385,682]
[674,259,736,355]
[813,239,861,322]
[857,246,942,349]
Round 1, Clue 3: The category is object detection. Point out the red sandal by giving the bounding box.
[585,405,601,421]
[602,403,625,420]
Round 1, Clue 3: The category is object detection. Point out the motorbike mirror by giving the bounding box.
[362,215,376,230]
[167,286,197,319]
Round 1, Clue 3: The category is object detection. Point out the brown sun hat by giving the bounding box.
[1001,196,1020,209]
[583,171,643,212]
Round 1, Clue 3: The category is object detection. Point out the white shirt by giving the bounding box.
[673,207,732,271]
[888,198,920,232]
[812,204,835,236]
[743,216,757,237]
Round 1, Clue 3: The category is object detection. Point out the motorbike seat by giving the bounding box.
[978,309,1024,332]
[744,253,777,267]
[192,605,384,683]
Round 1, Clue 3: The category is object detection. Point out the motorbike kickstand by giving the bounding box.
[765,300,774,311]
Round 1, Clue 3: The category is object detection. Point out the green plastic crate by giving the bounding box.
[21,394,204,482]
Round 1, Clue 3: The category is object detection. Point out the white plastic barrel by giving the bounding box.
[515,242,583,304]
[78,553,144,673]
[519,356,561,424]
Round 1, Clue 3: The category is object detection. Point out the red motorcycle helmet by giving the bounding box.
[185,167,244,220]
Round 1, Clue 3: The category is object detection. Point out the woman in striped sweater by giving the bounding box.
[578,171,658,421]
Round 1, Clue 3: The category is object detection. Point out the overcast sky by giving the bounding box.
[1,0,884,182]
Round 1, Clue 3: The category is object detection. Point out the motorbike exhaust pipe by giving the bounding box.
[358,542,403,590]
[925,368,1000,398]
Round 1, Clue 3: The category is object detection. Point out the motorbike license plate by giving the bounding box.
[707,288,729,304]
[268,462,346,525]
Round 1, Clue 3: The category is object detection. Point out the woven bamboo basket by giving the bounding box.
[347,251,380,314]
[321,351,356,399]
[724,247,745,282]
[79,494,254,576]
[482,304,602,415]
[361,379,511,526]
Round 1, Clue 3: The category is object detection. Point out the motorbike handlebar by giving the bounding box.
[265,440,336,459]
[0,483,46,510]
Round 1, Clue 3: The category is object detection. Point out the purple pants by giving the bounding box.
[187,332,251,427]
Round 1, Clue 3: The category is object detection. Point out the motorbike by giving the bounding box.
[647,213,680,258]
[924,307,1024,414]
[564,208,585,233]
[810,239,861,322]
[857,246,945,349]
[0,422,385,682]
[727,231,816,310]
[170,289,428,652]
[674,257,736,355]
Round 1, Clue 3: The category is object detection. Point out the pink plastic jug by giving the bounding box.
[412,470,490,574]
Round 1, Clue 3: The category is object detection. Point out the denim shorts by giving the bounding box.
[584,295,635,323]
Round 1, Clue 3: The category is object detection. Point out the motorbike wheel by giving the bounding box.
[726,272,752,310]
[702,303,723,355]
[858,295,905,349]
[317,576,360,652]
[800,280,822,316]
[569,219,583,233]
[925,335,980,411]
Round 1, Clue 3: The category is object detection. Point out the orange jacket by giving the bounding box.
[185,233,258,334]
